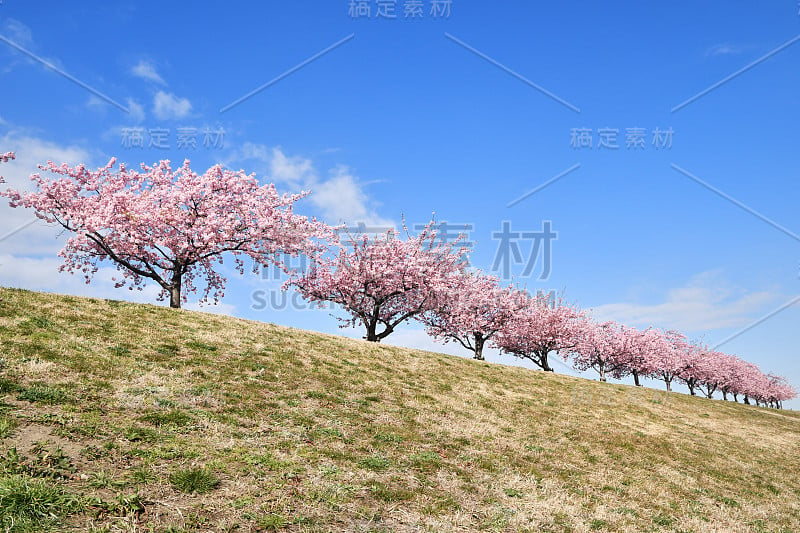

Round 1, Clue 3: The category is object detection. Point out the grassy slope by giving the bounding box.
[0,287,798,532]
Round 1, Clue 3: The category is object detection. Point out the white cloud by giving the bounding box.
[0,133,94,255]
[590,271,778,333]
[1,18,34,50]
[0,254,235,311]
[152,90,192,120]
[85,95,106,110]
[0,254,164,305]
[269,147,314,186]
[309,166,393,227]
[0,19,65,74]
[126,98,146,123]
[227,145,393,227]
[705,43,744,57]
[131,60,166,85]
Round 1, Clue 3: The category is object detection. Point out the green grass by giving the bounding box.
[0,286,798,531]
[0,474,83,531]
[0,417,17,439]
[138,409,194,428]
[16,384,71,405]
[169,467,220,494]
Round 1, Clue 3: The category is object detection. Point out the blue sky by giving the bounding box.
[1,1,798,407]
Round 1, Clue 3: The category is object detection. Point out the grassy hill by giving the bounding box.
[0,287,798,532]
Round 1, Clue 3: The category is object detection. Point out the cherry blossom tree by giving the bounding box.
[674,338,712,396]
[0,152,14,163]
[569,321,660,384]
[494,292,585,372]
[764,374,797,409]
[569,320,627,382]
[714,354,747,401]
[419,272,527,360]
[292,219,469,342]
[694,350,726,399]
[1,158,331,308]
[622,327,665,387]
[641,329,690,392]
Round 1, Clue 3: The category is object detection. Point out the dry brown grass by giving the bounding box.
[0,286,798,532]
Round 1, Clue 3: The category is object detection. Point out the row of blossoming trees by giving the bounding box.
[1,156,795,409]
[290,223,796,409]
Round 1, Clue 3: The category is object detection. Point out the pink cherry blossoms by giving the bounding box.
[565,319,796,408]
[291,219,468,342]
[1,149,794,409]
[1,158,332,308]
[494,292,586,372]
[418,271,528,360]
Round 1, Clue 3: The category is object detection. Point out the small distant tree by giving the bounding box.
[717,354,745,402]
[675,339,711,397]
[641,329,688,392]
[570,320,639,383]
[419,272,527,360]
[1,158,331,308]
[765,374,797,409]
[292,219,469,342]
[494,291,585,372]
[618,327,663,387]
[694,350,726,399]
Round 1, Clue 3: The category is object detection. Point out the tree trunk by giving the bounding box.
[169,268,183,309]
[632,370,641,387]
[599,365,606,382]
[664,378,672,392]
[732,393,738,403]
[473,333,485,361]
[722,390,728,401]
[364,320,379,342]
[540,351,553,372]
[744,395,750,405]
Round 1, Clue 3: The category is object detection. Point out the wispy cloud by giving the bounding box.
[705,43,745,57]
[269,147,315,187]
[591,271,778,333]
[152,90,192,120]
[131,59,166,85]
[228,145,394,227]
[126,98,146,123]
[1,18,33,48]
[0,254,164,304]
[308,166,392,226]
[0,132,94,255]
[0,18,65,75]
